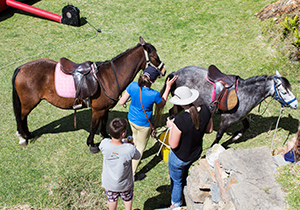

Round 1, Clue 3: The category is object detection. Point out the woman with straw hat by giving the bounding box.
[166,86,213,208]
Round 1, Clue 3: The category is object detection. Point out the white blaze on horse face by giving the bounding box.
[275,78,298,109]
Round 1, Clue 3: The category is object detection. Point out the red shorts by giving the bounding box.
[106,187,134,202]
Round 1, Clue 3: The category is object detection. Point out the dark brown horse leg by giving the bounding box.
[99,110,109,138]
[88,109,107,153]
[21,116,33,139]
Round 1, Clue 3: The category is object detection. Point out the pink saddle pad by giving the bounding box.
[55,63,76,98]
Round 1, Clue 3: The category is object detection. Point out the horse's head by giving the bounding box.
[139,36,166,77]
[272,70,298,109]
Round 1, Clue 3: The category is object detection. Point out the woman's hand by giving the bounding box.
[159,76,179,108]
[166,116,175,128]
[166,75,178,89]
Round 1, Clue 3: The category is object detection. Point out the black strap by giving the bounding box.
[95,61,121,102]
[139,87,155,131]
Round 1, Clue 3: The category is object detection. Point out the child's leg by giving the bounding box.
[120,188,134,210]
[106,190,119,210]
[124,199,133,210]
[108,200,118,210]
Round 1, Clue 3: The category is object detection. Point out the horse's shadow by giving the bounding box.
[31,109,298,148]
[30,109,128,143]
[214,113,299,149]
[159,111,299,149]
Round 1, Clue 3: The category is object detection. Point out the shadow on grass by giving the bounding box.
[29,107,299,149]
[143,185,171,210]
[0,0,87,26]
[219,113,299,149]
[0,0,48,22]
[30,109,128,144]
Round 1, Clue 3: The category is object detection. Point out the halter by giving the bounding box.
[273,76,297,107]
[143,46,164,77]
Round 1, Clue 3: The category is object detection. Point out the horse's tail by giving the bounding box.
[12,67,22,127]
[153,72,177,127]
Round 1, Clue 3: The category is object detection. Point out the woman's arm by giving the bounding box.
[157,76,178,108]
[119,90,130,105]
[205,118,213,133]
[166,117,182,149]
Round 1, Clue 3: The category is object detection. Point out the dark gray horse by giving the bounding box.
[160,65,298,145]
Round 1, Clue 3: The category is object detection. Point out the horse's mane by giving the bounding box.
[242,74,291,90]
[241,75,267,85]
[94,43,142,67]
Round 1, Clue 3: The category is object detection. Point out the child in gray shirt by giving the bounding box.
[99,118,140,210]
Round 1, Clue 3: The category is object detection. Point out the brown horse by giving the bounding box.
[12,36,166,153]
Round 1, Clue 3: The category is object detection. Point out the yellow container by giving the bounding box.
[159,130,170,162]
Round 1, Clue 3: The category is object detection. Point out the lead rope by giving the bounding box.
[156,128,171,157]
[271,107,285,152]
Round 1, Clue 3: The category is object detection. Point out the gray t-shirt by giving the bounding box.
[99,138,140,192]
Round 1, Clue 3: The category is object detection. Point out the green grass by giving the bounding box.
[0,0,299,209]
[276,165,300,209]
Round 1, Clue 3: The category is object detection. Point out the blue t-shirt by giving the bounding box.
[126,81,162,127]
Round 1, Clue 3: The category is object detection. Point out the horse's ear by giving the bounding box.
[139,36,146,45]
[208,65,219,71]
[276,70,282,77]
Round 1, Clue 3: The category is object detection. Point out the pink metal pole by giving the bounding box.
[6,0,62,22]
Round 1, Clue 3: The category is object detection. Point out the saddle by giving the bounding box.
[207,65,239,112]
[60,57,99,109]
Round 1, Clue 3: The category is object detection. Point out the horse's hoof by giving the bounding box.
[16,132,28,146]
[19,138,28,146]
[89,146,100,154]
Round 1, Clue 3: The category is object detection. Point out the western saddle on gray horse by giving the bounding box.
[207,65,239,113]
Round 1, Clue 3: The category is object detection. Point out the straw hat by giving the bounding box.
[169,86,199,105]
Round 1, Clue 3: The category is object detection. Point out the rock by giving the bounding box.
[206,144,226,169]
[273,154,290,167]
[203,195,218,210]
[184,146,286,210]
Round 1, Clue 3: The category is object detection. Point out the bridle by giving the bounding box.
[273,76,297,107]
[258,76,297,115]
[143,46,165,77]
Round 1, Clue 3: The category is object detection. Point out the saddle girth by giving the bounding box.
[207,65,239,113]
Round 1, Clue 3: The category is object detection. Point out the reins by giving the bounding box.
[271,107,285,152]
[257,76,294,152]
